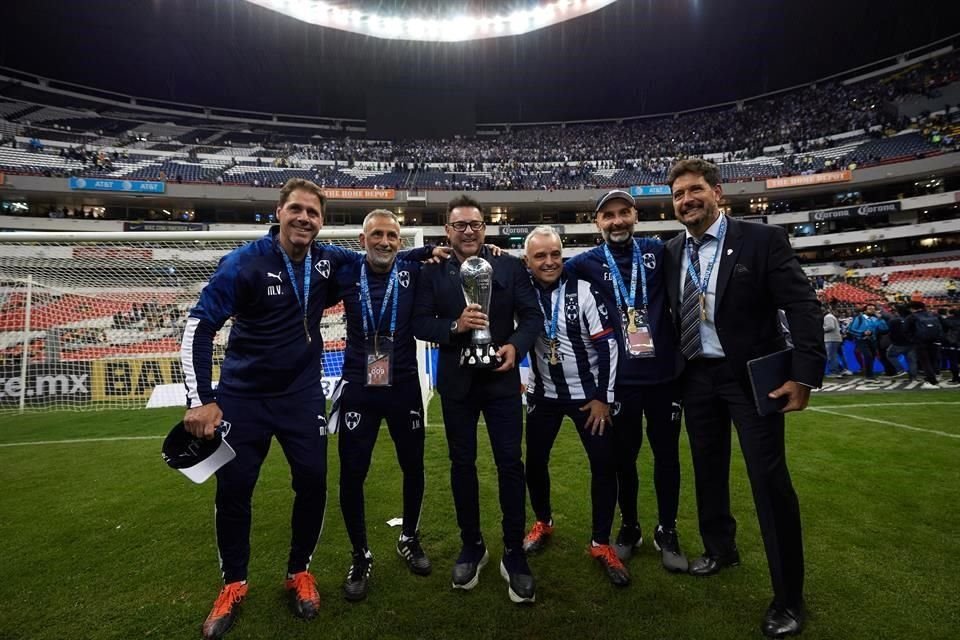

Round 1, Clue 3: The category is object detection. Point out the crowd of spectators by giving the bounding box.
[0,49,958,188]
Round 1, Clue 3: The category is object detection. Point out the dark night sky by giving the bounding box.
[3,0,956,123]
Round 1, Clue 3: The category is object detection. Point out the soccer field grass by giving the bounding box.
[1,391,958,640]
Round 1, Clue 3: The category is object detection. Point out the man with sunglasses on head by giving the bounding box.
[413,194,543,604]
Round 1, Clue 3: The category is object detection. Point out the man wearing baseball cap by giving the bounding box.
[543,189,687,574]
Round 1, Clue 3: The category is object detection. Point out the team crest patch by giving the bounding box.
[597,302,608,319]
[643,252,656,270]
[219,420,232,437]
[345,411,361,430]
[315,260,330,278]
[398,270,411,288]
[611,401,622,416]
[526,400,536,415]
[565,293,579,323]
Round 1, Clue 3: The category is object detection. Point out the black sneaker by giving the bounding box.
[397,534,432,576]
[613,524,643,561]
[343,549,373,602]
[500,549,536,604]
[653,525,689,573]
[452,541,488,590]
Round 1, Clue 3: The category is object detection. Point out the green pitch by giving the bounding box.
[1,391,957,640]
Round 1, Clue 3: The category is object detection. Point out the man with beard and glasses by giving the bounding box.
[413,194,543,604]
[664,159,824,638]
[559,190,688,574]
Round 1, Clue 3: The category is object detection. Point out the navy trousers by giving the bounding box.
[215,390,328,583]
[524,396,618,544]
[337,376,426,552]
[611,381,682,531]
[440,389,525,551]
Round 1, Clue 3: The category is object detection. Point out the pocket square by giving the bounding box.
[734,264,751,276]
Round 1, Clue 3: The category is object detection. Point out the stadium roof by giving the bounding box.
[2,0,956,123]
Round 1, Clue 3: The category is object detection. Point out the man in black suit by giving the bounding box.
[413,194,543,604]
[664,159,824,638]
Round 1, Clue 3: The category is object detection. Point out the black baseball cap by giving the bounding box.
[162,420,235,484]
[595,190,636,213]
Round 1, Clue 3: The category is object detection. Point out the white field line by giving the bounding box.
[2,404,953,447]
[0,435,163,448]
[808,407,960,440]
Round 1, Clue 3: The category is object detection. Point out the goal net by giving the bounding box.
[0,228,430,414]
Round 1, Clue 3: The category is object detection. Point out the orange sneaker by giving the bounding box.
[522,520,555,554]
[589,543,630,587]
[201,581,248,640]
[285,571,320,620]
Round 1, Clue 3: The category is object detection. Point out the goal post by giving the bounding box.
[0,228,433,414]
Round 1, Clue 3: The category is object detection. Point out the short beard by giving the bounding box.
[602,228,633,246]
[367,249,396,271]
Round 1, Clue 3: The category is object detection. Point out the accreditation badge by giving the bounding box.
[625,308,656,359]
[365,334,394,387]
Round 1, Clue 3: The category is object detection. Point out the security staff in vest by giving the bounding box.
[564,190,688,573]
[413,194,543,604]
[328,209,438,602]
[181,179,374,640]
[520,226,628,587]
[664,159,824,638]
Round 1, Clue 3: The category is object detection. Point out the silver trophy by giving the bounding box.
[460,256,500,368]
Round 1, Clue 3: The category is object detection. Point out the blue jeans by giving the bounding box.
[886,344,917,379]
[825,341,843,374]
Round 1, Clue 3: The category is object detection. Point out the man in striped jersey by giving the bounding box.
[558,190,688,574]
[520,227,628,585]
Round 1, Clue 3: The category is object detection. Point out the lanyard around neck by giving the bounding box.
[603,239,648,311]
[360,262,399,337]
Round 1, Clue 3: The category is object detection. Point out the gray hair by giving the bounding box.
[362,208,400,230]
[523,225,563,252]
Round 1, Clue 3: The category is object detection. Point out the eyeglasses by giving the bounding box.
[447,220,485,232]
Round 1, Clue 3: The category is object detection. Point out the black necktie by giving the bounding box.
[680,237,704,359]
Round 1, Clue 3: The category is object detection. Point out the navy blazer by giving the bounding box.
[413,247,544,401]
[665,217,825,390]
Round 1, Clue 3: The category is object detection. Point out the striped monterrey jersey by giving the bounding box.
[526,274,619,403]
[328,257,423,385]
[564,237,677,386]
[181,226,363,408]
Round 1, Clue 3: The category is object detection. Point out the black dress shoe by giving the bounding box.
[687,550,740,577]
[761,602,806,638]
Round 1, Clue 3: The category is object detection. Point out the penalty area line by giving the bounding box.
[808,408,960,440]
[0,435,164,448]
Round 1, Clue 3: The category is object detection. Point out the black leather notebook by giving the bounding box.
[746,348,793,416]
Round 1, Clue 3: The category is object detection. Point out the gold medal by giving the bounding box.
[627,307,638,334]
[548,339,560,365]
[699,293,707,321]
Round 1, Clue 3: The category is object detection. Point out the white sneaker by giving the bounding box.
[920,382,940,390]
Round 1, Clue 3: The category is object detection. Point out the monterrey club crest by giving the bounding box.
[315,259,330,278]
[642,252,656,270]
[564,293,578,323]
[345,411,361,431]
[398,270,410,288]
[611,401,622,416]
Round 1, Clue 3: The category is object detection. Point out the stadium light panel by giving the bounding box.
[241,0,621,42]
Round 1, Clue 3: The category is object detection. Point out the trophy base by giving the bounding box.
[459,343,501,369]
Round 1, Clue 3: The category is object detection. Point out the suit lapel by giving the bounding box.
[714,217,743,311]
[444,254,467,308]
